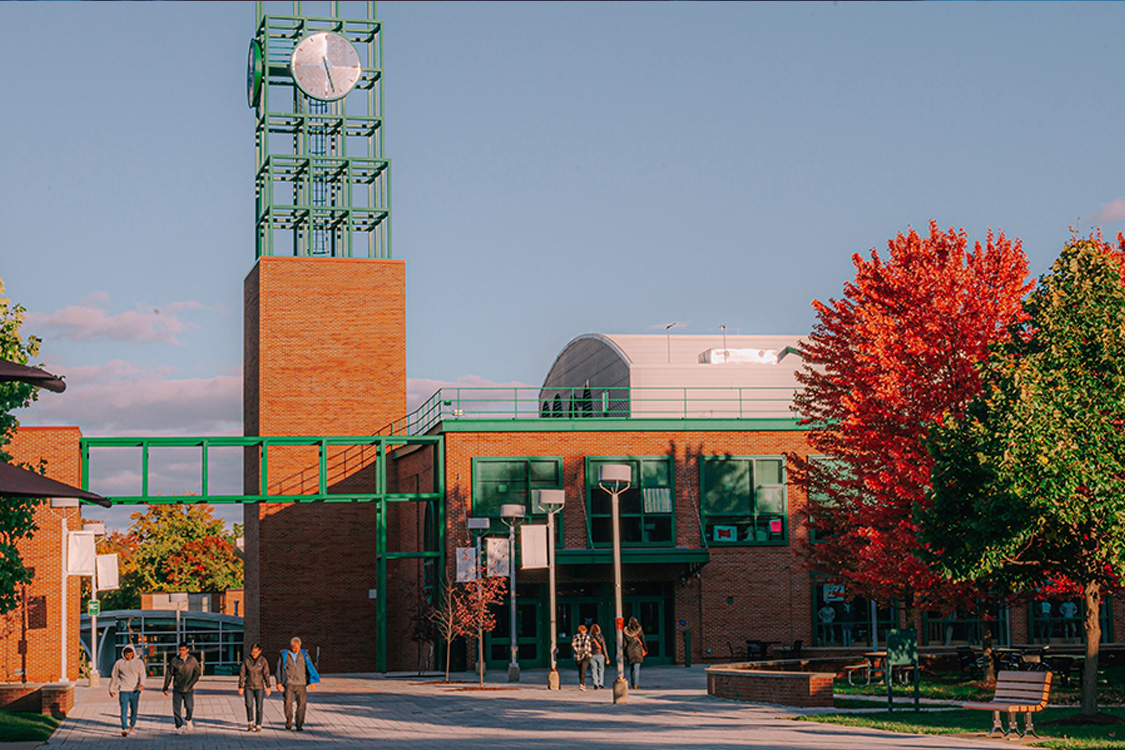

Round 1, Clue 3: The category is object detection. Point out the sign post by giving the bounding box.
[886,628,920,712]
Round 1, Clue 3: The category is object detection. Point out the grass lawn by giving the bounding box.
[799,706,1125,749]
[834,667,1125,706]
[0,711,61,742]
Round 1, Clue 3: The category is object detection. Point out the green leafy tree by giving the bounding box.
[86,505,243,609]
[924,234,1125,718]
[0,278,46,614]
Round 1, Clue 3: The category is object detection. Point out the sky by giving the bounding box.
[3,1,1124,530]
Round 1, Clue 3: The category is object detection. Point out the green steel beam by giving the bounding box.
[80,435,441,505]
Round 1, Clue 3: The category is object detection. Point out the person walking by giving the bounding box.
[108,645,145,737]
[589,624,608,689]
[238,643,272,732]
[571,625,592,690]
[623,617,647,689]
[162,643,202,733]
[276,637,320,731]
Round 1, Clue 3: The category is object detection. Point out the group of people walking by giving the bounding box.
[107,636,320,737]
[570,617,646,691]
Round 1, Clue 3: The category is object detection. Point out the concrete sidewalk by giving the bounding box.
[37,666,1015,749]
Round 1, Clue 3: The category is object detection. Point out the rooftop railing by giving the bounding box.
[379,385,799,436]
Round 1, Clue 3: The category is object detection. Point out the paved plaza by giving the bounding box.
[39,666,1019,749]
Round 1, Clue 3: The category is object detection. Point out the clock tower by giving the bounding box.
[243,1,405,673]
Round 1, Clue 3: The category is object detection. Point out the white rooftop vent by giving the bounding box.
[698,348,778,365]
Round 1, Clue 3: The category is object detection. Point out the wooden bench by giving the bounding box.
[962,670,1052,737]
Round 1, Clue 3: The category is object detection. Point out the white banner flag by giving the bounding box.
[455,547,478,582]
[96,554,120,591]
[520,524,548,570]
[66,531,95,576]
[486,537,509,577]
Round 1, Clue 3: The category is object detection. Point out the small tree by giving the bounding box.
[429,557,508,684]
[924,233,1125,718]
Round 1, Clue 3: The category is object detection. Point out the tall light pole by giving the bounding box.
[533,490,565,690]
[83,522,106,686]
[467,517,490,681]
[500,504,525,682]
[598,464,632,704]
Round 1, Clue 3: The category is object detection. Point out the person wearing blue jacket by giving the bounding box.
[276,637,320,731]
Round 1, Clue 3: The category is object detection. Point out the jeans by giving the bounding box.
[629,662,641,688]
[283,684,308,728]
[172,691,194,728]
[590,655,606,687]
[118,690,139,730]
[576,657,590,686]
[244,688,265,726]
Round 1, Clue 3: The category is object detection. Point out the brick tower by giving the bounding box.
[242,6,403,672]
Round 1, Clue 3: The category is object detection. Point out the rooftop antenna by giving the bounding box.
[721,324,728,363]
[664,322,679,364]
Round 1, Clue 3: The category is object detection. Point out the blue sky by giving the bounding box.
[3,2,1124,529]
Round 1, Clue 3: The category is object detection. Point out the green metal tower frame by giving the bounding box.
[252,1,390,258]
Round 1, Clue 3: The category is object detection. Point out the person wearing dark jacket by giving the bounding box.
[589,624,608,689]
[277,637,321,731]
[162,643,202,732]
[623,617,647,689]
[238,643,272,732]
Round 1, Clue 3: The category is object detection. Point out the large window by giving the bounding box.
[585,457,674,547]
[701,456,787,545]
[472,457,563,538]
[811,584,896,648]
[1030,597,1112,645]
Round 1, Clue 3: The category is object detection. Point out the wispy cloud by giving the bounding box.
[25,293,207,344]
[18,360,241,436]
[1092,197,1125,224]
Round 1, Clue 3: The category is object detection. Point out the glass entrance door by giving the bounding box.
[486,584,545,669]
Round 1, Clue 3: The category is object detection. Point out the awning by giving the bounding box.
[0,460,110,507]
[0,357,66,393]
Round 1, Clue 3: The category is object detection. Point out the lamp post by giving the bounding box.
[598,464,632,704]
[533,490,565,690]
[83,522,106,687]
[500,504,525,682]
[467,517,490,680]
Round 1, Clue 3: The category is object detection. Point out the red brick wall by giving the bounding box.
[244,257,406,673]
[1,427,84,684]
[706,666,834,707]
[440,429,815,665]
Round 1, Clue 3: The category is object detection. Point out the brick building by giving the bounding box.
[0,427,84,686]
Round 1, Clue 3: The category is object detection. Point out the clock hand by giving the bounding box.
[322,57,336,92]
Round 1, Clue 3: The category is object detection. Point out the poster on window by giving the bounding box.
[455,547,477,582]
[487,537,510,577]
[520,524,548,570]
[713,525,738,542]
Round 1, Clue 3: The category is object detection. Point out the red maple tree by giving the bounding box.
[794,221,1032,621]
[430,558,508,683]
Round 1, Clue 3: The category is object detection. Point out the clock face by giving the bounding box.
[247,39,263,109]
[290,32,361,102]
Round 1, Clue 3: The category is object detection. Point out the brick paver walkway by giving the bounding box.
[41,666,1014,749]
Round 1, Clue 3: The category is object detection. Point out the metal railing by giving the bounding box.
[380,385,799,436]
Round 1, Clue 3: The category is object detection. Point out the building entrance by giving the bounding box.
[484,580,673,671]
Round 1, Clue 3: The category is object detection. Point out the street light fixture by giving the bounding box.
[467,517,490,680]
[500,504,526,682]
[533,489,565,690]
[598,464,632,704]
[83,522,107,687]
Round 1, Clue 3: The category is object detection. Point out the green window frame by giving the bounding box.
[585,456,675,547]
[806,454,847,545]
[471,457,564,539]
[700,455,787,545]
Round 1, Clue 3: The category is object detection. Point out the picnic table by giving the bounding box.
[745,640,780,661]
